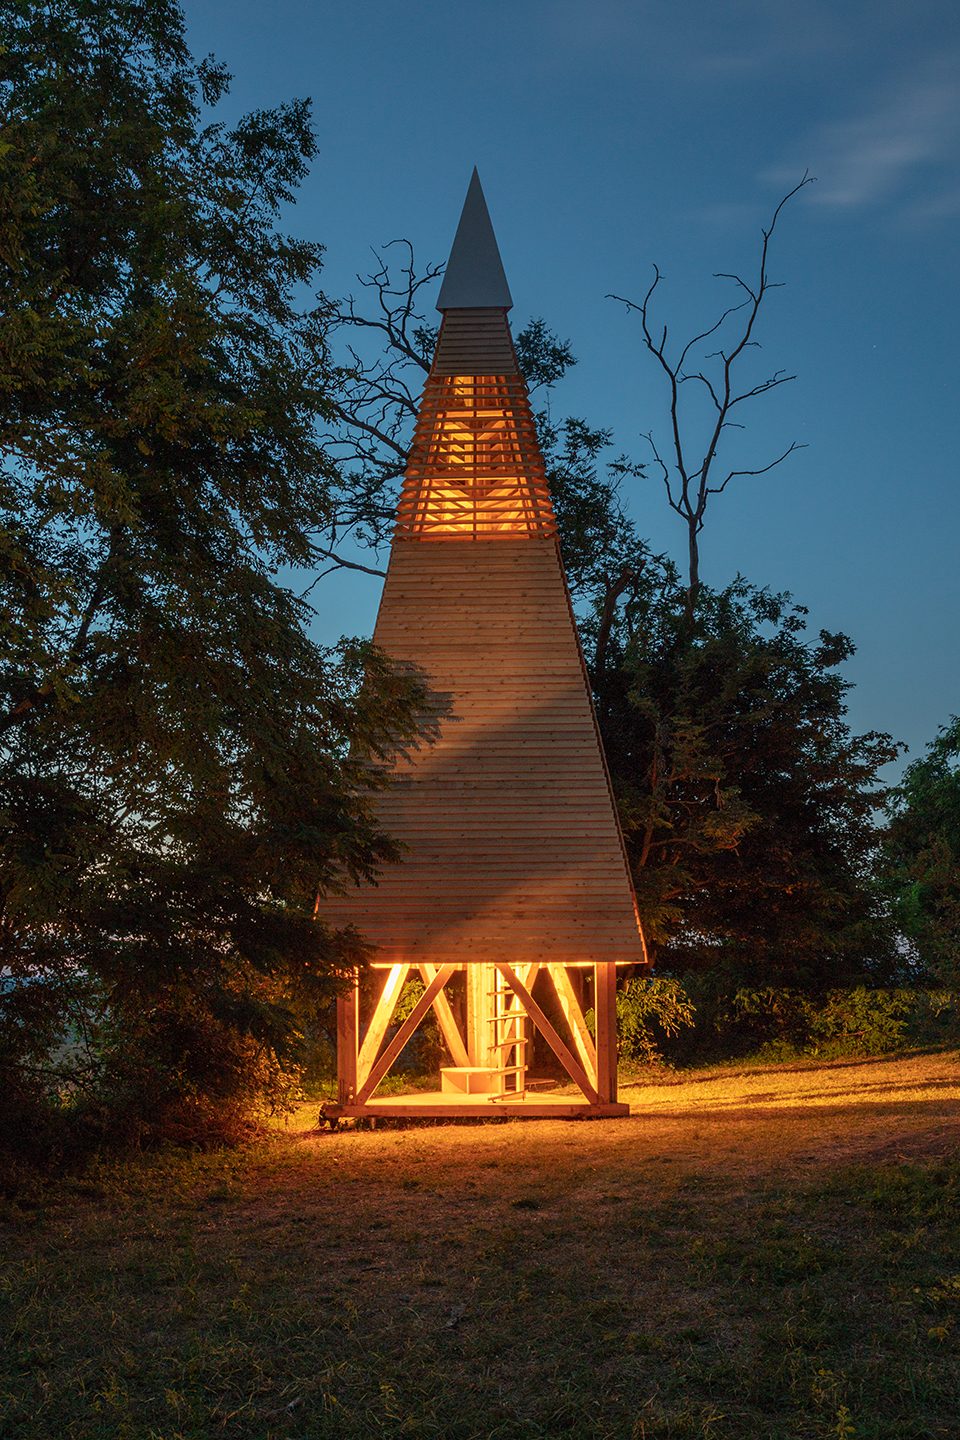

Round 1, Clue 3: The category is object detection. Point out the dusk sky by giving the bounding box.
[184,0,960,773]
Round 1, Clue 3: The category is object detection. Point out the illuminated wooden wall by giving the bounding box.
[321,173,645,1121]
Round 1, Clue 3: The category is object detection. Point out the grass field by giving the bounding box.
[3,1050,959,1439]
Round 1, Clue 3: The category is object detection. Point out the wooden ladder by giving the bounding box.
[488,968,527,1099]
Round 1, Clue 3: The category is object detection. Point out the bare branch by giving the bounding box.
[706,441,807,496]
[728,369,797,405]
[642,431,680,515]
[675,297,751,372]
[335,238,442,372]
[678,371,723,413]
[714,271,757,302]
[610,174,814,599]
[326,398,409,460]
[302,548,387,595]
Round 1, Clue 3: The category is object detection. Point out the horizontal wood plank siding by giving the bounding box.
[323,539,645,966]
[429,310,518,375]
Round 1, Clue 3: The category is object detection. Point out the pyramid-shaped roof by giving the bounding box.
[436,168,513,311]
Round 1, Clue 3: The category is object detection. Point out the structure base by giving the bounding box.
[329,1093,630,1121]
[336,960,628,1122]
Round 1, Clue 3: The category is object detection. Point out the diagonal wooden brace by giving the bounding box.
[419,963,470,1067]
[496,962,599,1104]
[357,964,410,1089]
[356,964,457,1104]
[548,965,599,1092]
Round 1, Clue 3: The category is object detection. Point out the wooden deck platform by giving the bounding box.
[327,1091,631,1121]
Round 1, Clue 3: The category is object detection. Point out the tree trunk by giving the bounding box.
[686,524,700,615]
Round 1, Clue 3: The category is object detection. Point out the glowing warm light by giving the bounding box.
[396,374,557,539]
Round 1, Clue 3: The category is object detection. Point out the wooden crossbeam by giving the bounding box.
[495,962,599,1104]
[356,964,456,1104]
[357,964,410,1089]
[547,965,598,1091]
[419,963,470,1067]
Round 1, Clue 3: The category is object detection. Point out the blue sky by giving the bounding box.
[184,0,960,771]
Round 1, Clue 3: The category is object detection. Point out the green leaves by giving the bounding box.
[882,717,960,985]
[0,0,426,1144]
[593,575,901,984]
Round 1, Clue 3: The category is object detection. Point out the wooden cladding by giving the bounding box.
[430,308,517,375]
[395,373,557,540]
[323,290,645,978]
[396,305,554,541]
[322,540,646,967]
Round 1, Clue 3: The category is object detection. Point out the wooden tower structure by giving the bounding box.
[323,171,647,1119]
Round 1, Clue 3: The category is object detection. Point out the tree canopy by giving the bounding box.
[882,718,960,986]
[592,573,900,985]
[0,0,425,1146]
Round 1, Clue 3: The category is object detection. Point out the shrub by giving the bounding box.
[806,986,912,1057]
[656,975,960,1066]
[598,975,696,1067]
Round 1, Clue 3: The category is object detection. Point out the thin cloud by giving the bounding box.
[691,0,850,76]
[902,183,960,224]
[768,53,960,216]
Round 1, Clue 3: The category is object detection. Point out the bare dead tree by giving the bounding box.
[609,174,814,607]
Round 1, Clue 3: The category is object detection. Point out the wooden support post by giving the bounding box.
[467,961,497,1068]
[595,961,618,1104]
[336,970,360,1105]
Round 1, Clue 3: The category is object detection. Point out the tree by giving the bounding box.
[882,718,960,985]
[591,572,900,986]
[610,176,813,604]
[0,0,426,1149]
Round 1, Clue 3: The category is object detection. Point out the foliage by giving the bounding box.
[538,415,650,607]
[0,0,427,1154]
[720,984,916,1061]
[391,975,442,1071]
[807,985,914,1056]
[882,716,960,985]
[660,975,959,1064]
[592,574,900,985]
[613,974,696,1066]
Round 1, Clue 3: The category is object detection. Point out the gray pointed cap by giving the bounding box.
[437,168,513,312]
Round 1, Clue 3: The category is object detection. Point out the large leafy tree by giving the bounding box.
[882,718,960,985]
[0,0,425,1143]
[591,573,900,985]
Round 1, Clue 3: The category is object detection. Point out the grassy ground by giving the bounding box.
[2,1050,959,1440]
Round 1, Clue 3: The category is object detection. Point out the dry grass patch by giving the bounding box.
[2,1052,959,1439]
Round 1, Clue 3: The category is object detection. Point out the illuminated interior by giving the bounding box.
[396,374,557,539]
